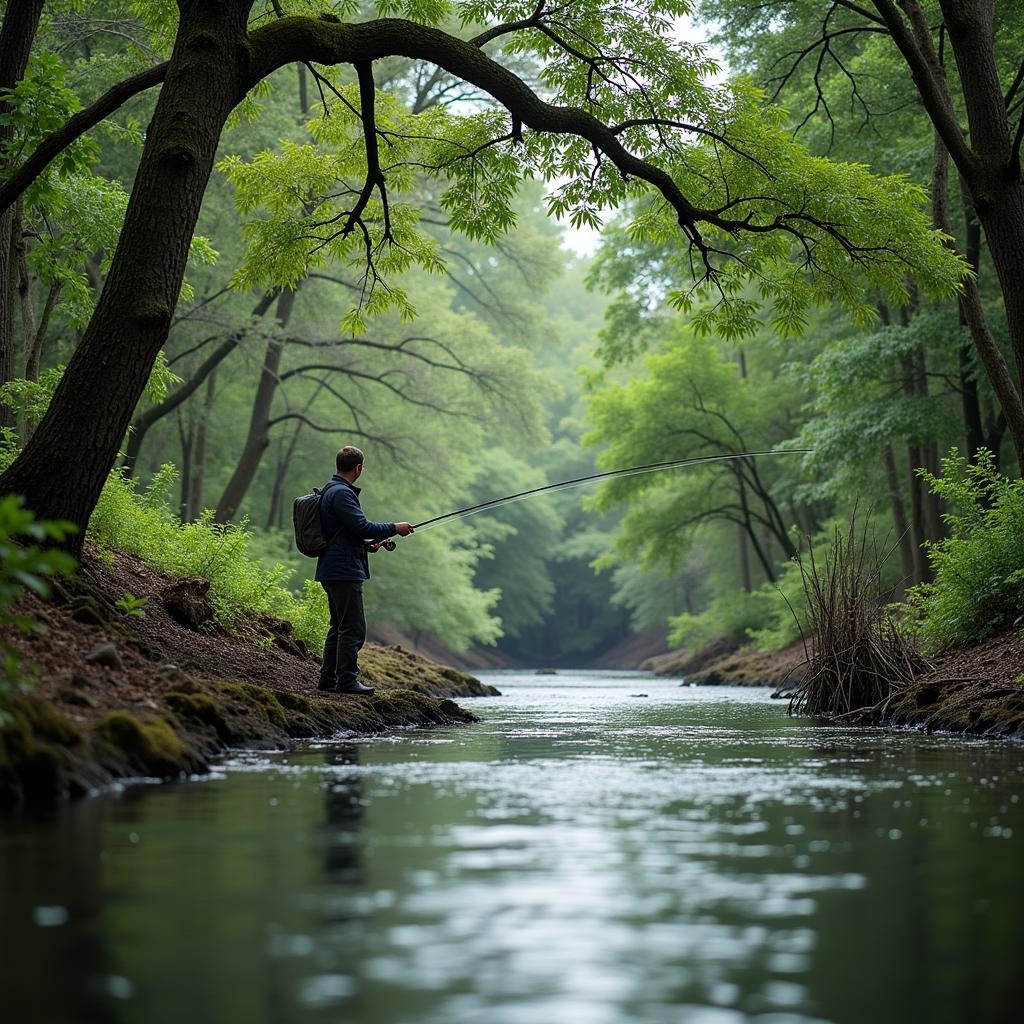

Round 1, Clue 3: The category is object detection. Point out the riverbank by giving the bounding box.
[641,628,1024,740]
[850,627,1024,740]
[641,637,807,688]
[0,549,498,806]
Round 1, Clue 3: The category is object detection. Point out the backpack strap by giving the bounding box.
[321,481,349,550]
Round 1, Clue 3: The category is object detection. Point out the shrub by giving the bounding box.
[0,496,77,715]
[88,467,303,629]
[789,514,924,717]
[669,589,775,651]
[907,449,1024,651]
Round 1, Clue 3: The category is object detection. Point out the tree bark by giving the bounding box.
[938,1,1024,395]
[0,0,44,428]
[215,287,297,523]
[957,205,986,461]
[0,1,253,546]
[875,0,1024,472]
[882,443,914,588]
[14,201,35,356]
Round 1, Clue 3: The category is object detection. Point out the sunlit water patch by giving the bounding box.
[2,670,1023,1023]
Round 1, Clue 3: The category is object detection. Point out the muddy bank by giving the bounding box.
[850,628,1024,741]
[642,637,807,688]
[0,549,498,806]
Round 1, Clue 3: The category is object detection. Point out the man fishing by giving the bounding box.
[316,446,414,696]
[310,447,805,696]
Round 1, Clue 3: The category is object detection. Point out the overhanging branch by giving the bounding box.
[0,61,168,214]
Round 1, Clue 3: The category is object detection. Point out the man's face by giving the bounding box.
[353,463,363,481]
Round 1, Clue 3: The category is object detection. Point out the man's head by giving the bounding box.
[336,445,364,481]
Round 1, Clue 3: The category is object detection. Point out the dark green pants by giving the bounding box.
[318,581,366,689]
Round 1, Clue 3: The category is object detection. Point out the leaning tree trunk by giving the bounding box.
[0,1,251,548]
[885,0,1024,473]
[0,0,45,428]
[214,287,297,523]
[940,1,1024,396]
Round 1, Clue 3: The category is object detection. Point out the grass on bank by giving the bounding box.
[0,437,334,665]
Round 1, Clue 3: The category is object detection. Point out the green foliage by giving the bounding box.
[115,593,148,619]
[0,354,183,433]
[669,590,772,650]
[0,496,77,713]
[467,449,562,638]
[0,368,66,428]
[665,560,805,652]
[907,451,1024,651]
[88,467,296,629]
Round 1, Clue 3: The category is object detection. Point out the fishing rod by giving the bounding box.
[370,449,810,550]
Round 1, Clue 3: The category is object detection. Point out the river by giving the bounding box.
[2,670,1023,1023]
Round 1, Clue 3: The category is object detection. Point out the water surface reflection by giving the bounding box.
[2,671,1022,1023]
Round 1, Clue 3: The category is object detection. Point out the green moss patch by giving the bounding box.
[94,711,191,777]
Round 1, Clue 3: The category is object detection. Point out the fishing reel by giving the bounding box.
[366,538,398,552]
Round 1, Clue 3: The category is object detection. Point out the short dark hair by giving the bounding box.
[336,446,364,473]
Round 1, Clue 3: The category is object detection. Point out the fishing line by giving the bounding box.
[409,449,811,534]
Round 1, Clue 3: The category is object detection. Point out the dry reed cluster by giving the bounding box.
[788,516,927,718]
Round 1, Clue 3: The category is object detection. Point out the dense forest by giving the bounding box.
[1,0,1023,674]
[5,7,1024,1021]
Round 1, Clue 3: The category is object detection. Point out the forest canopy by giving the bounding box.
[1,0,1023,663]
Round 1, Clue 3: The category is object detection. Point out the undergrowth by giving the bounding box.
[0,435,330,653]
[88,465,331,651]
[0,494,77,716]
[788,514,925,718]
[907,449,1024,652]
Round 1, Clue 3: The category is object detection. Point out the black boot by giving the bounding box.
[333,680,375,696]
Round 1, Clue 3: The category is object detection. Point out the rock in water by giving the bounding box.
[535,667,557,675]
[86,642,124,670]
[161,577,215,629]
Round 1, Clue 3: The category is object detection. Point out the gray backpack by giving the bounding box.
[292,482,343,557]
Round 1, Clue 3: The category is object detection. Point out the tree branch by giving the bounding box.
[0,61,168,215]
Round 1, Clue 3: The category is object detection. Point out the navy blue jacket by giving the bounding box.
[314,476,396,582]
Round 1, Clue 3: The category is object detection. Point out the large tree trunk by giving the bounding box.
[886,0,1024,472]
[940,1,1024,394]
[0,1,251,547]
[0,0,45,428]
[214,287,297,523]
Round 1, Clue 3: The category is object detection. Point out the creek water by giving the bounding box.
[2,670,1024,1024]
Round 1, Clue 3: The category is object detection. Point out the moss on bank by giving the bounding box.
[0,544,503,806]
[1,676,478,806]
[871,679,1024,739]
[844,628,1024,740]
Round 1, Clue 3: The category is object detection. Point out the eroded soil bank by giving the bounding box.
[0,550,498,806]
[643,630,1024,741]
[853,628,1024,740]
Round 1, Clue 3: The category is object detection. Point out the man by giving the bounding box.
[316,446,414,695]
